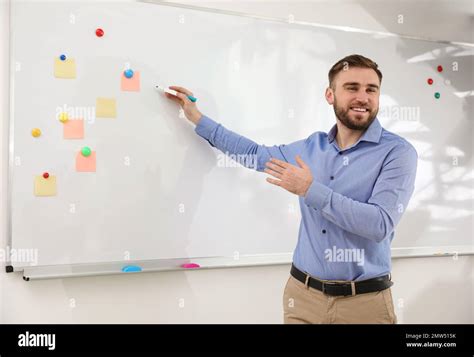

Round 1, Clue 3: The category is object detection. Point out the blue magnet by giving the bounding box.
[121,265,142,273]
[60,54,66,61]
[124,69,134,78]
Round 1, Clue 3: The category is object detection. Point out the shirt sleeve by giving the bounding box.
[195,115,307,172]
[303,143,418,243]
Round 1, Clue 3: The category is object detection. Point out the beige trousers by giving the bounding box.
[283,275,397,324]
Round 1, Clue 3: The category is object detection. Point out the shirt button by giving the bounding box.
[322,229,326,234]
[330,176,334,180]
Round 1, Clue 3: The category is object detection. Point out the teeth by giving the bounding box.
[351,107,367,112]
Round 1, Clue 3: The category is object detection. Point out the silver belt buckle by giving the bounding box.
[321,280,351,296]
[321,281,335,295]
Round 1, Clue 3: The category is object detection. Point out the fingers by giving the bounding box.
[165,92,183,105]
[266,177,282,186]
[264,168,282,179]
[295,155,308,169]
[169,86,193,96]
[270,158,289,169]
[175,92,191,104]
[265,162,284,174]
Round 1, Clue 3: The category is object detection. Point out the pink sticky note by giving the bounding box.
[76,151,96,172]
[181,263,200,269]
[63,119,84,139]
[121,71,140,92]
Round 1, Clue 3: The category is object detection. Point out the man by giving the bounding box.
[165,54,418,324]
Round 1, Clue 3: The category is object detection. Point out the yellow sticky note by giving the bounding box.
[76,151,96,172]
[121,71,141,92]
[54,58,76,79]
[63,119,84,139]
[96,98,116,118]
[34,176,57,196]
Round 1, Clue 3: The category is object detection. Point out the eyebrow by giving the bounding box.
[343,82,380,89]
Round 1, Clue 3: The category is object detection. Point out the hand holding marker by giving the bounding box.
[155,85,203,125]
[155,85,197,102]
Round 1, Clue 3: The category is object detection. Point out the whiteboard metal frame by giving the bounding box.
[141,0,474,48]
[6,0,15,272]
[17,245,474,280]
[6,0,474,280]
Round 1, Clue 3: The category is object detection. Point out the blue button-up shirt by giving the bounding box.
[195,115,418,281]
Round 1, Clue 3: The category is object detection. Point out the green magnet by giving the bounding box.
[434,92,441,99]
[81,146,92,157]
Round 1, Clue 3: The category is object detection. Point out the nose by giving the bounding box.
[355,91,370,104]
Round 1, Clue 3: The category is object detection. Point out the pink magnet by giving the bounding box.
[181,263,200,269]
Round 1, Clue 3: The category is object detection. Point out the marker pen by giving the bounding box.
[155,85,197,102]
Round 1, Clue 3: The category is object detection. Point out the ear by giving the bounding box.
[325,87,334,105]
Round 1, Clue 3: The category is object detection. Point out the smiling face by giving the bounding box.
[325,67,380,131]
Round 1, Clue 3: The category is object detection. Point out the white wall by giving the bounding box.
[1,0,472,324]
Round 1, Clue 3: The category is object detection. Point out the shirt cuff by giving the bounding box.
[304,180,332,210]
[194,115,218,141]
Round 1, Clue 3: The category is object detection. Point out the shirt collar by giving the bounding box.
[327,117,382,145]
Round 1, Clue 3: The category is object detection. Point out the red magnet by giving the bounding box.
[181,263,200,269]
[437,65,443,72]
[427,78,433,85]
[43,172,49,179]
[95,28,104,37]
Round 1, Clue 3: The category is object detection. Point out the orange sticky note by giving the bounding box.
[34,175,57,196]
[76,151,96,172]
[54,58,76,79]
[121,71,140,92]
[63,119,84,139]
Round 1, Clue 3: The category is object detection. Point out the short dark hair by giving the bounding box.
[328,54,383,89]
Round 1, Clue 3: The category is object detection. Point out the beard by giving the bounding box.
[333,97,378,131]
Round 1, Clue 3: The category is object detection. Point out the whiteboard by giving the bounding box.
[8,0,474,278]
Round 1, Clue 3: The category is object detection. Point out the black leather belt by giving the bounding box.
[290,264,393,296]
